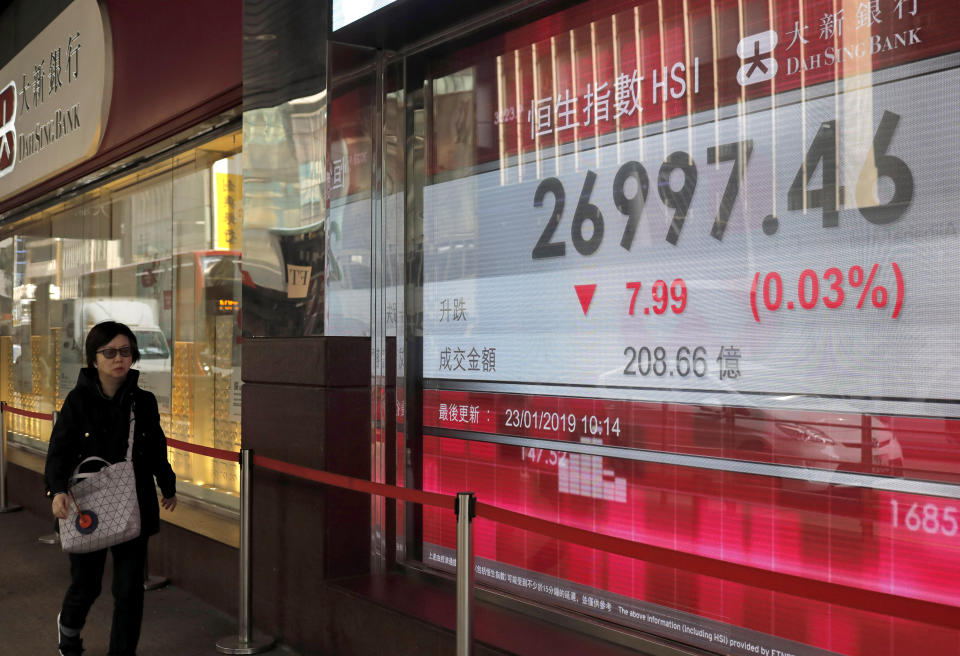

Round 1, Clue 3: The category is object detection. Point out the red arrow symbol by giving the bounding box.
[575,284,597,316]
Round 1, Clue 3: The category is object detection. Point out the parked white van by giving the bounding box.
[60,297,173,412]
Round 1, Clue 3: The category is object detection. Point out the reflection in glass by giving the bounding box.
[0,132,244,511]
[405,0,960,653]
[243,91,328,337]
[134,329,170,359]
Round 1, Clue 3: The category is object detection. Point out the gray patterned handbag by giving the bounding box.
[59,406,141,553]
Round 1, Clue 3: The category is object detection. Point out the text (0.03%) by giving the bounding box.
[749,262,905,322]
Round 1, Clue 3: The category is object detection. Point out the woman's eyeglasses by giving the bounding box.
[97,346,132,359]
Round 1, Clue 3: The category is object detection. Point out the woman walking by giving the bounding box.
[45,320,177,656]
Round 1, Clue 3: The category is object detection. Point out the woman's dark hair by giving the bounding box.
[84,321,140,367]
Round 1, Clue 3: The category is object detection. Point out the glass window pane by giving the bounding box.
[242,94,328,337]
[0,131,242,511]
[404,1,960,653]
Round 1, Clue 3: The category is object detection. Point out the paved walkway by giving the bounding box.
[0,509,300,655]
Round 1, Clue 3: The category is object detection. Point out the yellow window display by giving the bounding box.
[0,132,243,517]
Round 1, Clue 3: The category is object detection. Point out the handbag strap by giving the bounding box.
[70,456,113,483]
[67,488,84,516]
[63,403,137,521]
[126,403,135,462]
[67,402,137,485]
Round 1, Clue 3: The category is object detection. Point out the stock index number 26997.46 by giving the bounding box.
[531,111,912,259]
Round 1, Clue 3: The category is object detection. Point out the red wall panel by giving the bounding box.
[0,0,241,215]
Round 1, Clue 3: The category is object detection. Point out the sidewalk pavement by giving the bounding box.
[0,508,300,656]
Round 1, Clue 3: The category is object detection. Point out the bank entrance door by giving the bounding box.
[324,44,407,574]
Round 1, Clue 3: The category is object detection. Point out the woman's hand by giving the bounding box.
[51,493,69,519]
[160,495,178,512]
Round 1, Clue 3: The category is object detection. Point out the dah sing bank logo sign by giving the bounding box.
[737,31,779,85]
[736,4,928,87]
[0,82,16,176]
[0,0,111,202]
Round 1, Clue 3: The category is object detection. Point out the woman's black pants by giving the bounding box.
[59,536,148,656]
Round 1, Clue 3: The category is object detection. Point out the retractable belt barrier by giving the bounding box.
[166,437,239,463]
[252,453,959,631]
[1,404,55,421]
[3,404,956,653]
[3,405,63,545]
[252,454,448,508]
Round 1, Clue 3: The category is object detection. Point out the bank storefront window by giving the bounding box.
[410,1,960,654]
[1,131,243,511]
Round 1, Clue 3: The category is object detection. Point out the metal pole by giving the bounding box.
[0,402,23,513]
[455,491,476,656]
[217,449,274,654]
[38,410,60,540]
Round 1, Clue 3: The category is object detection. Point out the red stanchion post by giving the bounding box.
[217,449,274,654]
[455,491,476,656]
[0,402,23,513]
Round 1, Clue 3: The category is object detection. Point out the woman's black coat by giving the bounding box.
[44,367,177,537]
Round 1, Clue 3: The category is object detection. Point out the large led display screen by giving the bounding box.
[423,0,959,419]
[417,0,960,654]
